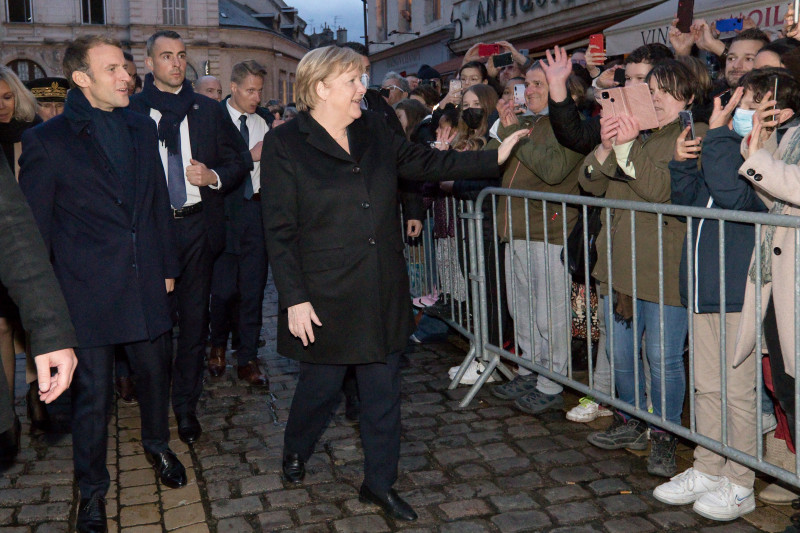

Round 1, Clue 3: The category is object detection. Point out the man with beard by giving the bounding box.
[129,30,250,446]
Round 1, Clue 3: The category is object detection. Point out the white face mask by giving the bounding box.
[732,108,756,137]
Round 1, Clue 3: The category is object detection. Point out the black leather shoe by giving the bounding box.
[359,485,418,521]
[282,453,305,483]
[76,494,107,532]
[145,449,187,489]
[176,413,202,445]
[0,416,20,461]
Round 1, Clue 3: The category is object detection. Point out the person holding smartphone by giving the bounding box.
[579,60,702,479]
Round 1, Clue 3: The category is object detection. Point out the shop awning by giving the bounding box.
[432,15,630,76]
[605,0,787,55]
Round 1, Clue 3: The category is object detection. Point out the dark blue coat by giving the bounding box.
[128,92,251,257]
[670,126,767,313]
[18,109,180,348]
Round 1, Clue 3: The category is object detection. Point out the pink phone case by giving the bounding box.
[599,83,659,131]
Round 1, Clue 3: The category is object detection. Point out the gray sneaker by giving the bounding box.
[647,431,678,477]
[587,411,648,450]
[514,390,564,415]
[491,374,538,400]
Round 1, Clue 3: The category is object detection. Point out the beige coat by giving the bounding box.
[733,125,800,378]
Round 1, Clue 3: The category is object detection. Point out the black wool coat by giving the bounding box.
[262,110,499,364]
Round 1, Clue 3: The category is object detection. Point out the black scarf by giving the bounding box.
[0,116,41,170]
[139,72,195,155]
[63,88,135,209]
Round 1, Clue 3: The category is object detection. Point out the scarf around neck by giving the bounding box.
[139,72,195,155]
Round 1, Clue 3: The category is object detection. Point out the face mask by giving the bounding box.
[732,108,756,137]
[462,108,484,130]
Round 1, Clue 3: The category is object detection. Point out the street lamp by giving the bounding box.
[361,0,369,54]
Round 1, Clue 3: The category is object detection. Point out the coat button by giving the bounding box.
[754,174,763,181]
[353,166,361,174]
[368,238,376,245]
[774,247,782,255]
[361,202,370,209]
[746,168,755,176]
[115,198,123,206]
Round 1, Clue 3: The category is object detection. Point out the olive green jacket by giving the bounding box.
[492,115,583,245]
[578,120,708,306]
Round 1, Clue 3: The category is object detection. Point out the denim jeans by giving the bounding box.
[604,296,687,426]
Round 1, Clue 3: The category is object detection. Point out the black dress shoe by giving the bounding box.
[0,416,20,461]
[145,449,187,489]
[176,413,202,445]
[27,382,51,431]
[76,494,107,532]
[359,485,418,521]
[282,453,305,483]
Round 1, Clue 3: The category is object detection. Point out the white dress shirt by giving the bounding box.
[226,100,268,195]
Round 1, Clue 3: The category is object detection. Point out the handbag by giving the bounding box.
[571,281,600,342]
[562,205,602,283]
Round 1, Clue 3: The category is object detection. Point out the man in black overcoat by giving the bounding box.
[19,35,187,532]
[129,30,251,445]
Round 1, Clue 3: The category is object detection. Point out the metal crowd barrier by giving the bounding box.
[417,187,800,490]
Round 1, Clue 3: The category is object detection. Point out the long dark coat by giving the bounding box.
[19,109,180,348]
[262,110,499,364]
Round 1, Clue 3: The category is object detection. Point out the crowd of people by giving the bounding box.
[0,5,800,532]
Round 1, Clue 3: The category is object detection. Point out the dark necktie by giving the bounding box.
[239,115,253,199]
[167,129,186,209]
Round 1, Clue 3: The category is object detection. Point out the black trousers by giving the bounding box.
[764,297,796,442]
[209,200,268,366]
[284,351,402,494]
[171,213,214,417]
[72,333,171,499]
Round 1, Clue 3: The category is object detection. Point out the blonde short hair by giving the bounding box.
[0,66,38,122]
[295,46,364,112]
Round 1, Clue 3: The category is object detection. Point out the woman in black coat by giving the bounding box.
[261,45,527,521]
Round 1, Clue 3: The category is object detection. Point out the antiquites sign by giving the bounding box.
[469,0,579,29]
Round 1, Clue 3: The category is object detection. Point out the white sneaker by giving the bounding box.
[762,412,778,434]
[566,396,613,423]
[448,360,497,385]
[693,478,755,521]
[653,468,724,505]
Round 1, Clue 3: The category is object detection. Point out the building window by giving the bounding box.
[163,0,187,25]
[425,0,440,23]
[7,59,44,82]
[375,0,387,40]
[82,0,105,24]
[398,0,411,32]
[6,0,33,23]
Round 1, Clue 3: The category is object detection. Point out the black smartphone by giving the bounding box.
[493,52,514,68]
[613,68,626,86]
[771,74,780,126]
[676,0,695,33]
[718,89,732,108]
[679,110,695,140]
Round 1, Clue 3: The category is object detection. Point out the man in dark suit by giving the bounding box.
[0,149,77,461]
[207,60,269,385]
[128,30,250,445]
[19,35,187,532]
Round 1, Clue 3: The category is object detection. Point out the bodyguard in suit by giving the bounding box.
[208,60,269,385]
[18,35,186,532]
[128,30,250,445]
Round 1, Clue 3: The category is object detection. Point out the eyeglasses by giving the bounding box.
[379,85,403,98]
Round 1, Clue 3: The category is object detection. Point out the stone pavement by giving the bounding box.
[0,273,795,532]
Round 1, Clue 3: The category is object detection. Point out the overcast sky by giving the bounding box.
[292,0,365,41]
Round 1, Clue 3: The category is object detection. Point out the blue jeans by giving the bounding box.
[603,296,687,426]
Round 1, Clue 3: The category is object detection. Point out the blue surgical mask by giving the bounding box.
[732,108,756,137]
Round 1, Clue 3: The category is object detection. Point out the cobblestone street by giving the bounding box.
[0,274,795,532]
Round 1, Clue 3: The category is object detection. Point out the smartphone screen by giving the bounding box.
[795,0,799,25]
[676,0,695,33]
[718,89,732,107]
[513,84,526,112]
[715,18,743,32]
[613,68,626,86]
[493,52,514,68]
[478,44,501,57]
[679,110,695,140]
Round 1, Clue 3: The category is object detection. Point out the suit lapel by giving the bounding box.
[297,112,356,164]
